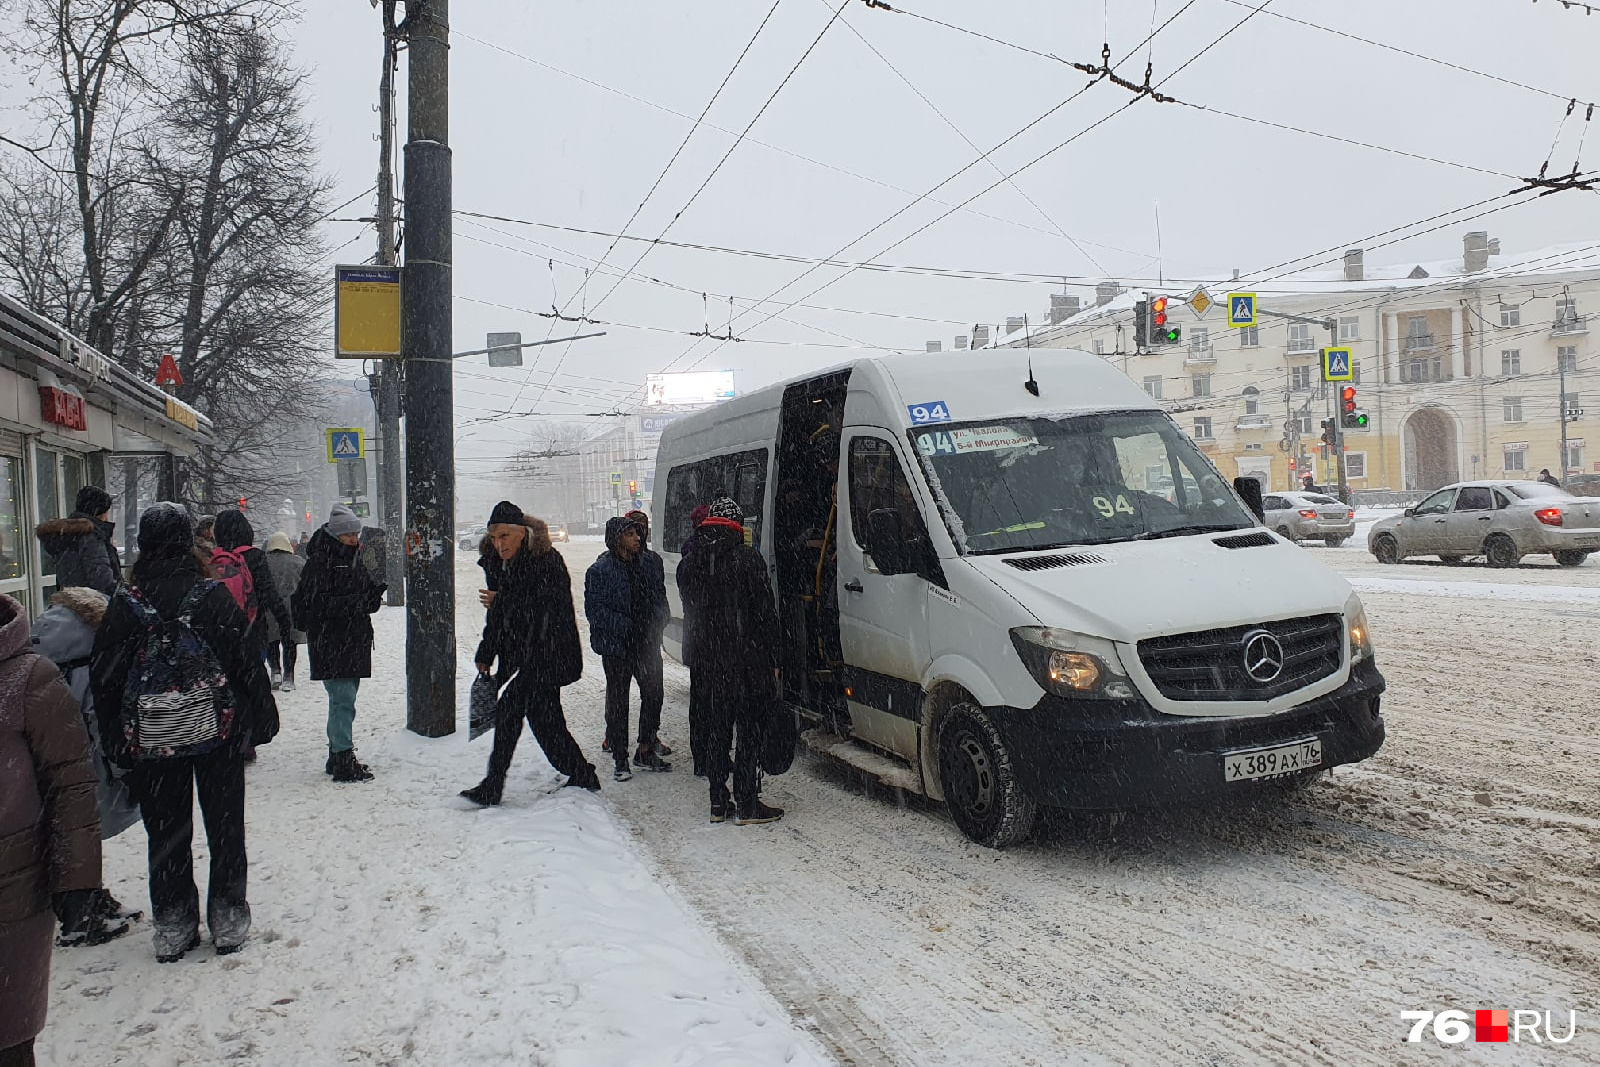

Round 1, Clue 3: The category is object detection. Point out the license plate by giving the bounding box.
[1224,737,1323,782]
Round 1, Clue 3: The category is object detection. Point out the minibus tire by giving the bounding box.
[937,703,1037,849]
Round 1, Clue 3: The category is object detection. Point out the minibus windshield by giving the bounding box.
[910,411,1257,554]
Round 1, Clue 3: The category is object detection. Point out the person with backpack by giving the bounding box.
[1,591,105,1067]
[89,503,279,963]
[459,503,599,805]
[585,515,671,780]
[262,532,305,691]
[35,485,122,596]
[30,587,141,945]
[210,510,292,681]
[677,498,784,825]
[290,505,385,784]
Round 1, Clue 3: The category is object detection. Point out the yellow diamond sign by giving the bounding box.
[1188,288,1213,316]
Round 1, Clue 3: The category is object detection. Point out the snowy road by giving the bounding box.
[545,541,1600,1066]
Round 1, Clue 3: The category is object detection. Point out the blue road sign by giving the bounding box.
[1227,293,1257,329]
[1321,346,1353,382]
[325,428,364,463]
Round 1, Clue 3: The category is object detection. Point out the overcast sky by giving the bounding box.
[23,1,1600,488]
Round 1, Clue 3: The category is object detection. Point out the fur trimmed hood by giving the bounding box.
[48,586,109,629]
[522,516,553,556]
[35,515,96,554]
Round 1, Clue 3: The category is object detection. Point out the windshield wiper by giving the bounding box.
[1137,523,1249,541]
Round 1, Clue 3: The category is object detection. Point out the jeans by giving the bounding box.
[131,746,248,942]
[485,673,589,782]
[266,640,298,678]
[602,647,664,762]
[324,678,360,753]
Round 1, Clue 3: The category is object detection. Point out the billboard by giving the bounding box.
[644,370,735,406]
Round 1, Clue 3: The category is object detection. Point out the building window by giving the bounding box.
[1503,396,1523,422]
[1298,416,1315,435]
[1338,316,1361,341]
[1556,294,1580,329]
[1405,315,1432,352]
[1288,323,1314,353]
[1093,339,1105,355]
[1501,349,1521,376]
[1559,346,1578,374]
[1290,365,1312,390]
[0,455,25,585]
[1351,360,1362,384]
[1238,325,1259,347]
[1189,327,1210,355]
[1143,375,1163,399]
[1565,442,1585,471]
[1344,452,1366,479]
[1192,373,1212,397]
[1500,303,1521,327]
[1193,417,1213,440]
[1243,385,1260,415]
[1504,448,1527,473]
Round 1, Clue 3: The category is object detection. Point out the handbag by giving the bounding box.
[757,679,798,776]
[468,672,500,740]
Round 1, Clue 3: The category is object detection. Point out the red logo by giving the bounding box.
[156,352,183,386]
[1477,1009,1509,1043]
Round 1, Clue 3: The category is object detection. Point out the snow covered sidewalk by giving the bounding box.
[40,605,833,1067]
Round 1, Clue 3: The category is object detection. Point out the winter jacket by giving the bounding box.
[475,519,582,688]
[213,511,292,654]
[30,590,140,840]
[36,513,121,595]
[90,554,280,764]
[0,593,101,1053]
[263,535,306,645]
[676,520,779,677]
[584,517,669,658]
[291,528,385,680]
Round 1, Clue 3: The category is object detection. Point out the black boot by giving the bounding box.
[459,777,504,806]
[564,764,602,792]
[632,745,672,772]
[327,751,370,776]
[329,750,374,783]
[736,800,785,825]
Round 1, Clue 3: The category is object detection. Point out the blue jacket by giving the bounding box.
[584,517,668,658]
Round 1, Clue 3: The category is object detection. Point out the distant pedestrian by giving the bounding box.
[677,497,784,824]
[460,502,598,805]
[676,503,712,776]
[625,509,674,758]
[294,532,309,558]
[90,503,279,962]
[31,587,141,943]
[194,516,215,553]
[1,592,105,1067]
[291,505,384,783]
[585,515,670,781]
[35,485,121,595]
[1538,468,1562,488]
[212,510,293,725]
[262,533,305,691]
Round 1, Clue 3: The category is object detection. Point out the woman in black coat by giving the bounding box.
[289,506,385,783]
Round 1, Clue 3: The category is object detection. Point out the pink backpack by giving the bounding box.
[210,547,258,626]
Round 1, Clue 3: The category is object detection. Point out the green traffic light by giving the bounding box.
[1354,411,1369,428]
[1163,327,1181,343]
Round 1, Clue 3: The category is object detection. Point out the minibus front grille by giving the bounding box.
[1002,552,1110,572]
[1136,613,1343,701]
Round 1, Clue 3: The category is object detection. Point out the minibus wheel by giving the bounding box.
[938,703,1037,848]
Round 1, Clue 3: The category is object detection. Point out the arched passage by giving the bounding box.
[1403,406,1460,491]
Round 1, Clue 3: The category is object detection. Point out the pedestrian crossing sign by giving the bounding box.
[326,428,365,463]
[1321,347,1353,382]
[1227,293,1257,328]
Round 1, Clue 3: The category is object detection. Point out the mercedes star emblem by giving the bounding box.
[1241,629,1285,683]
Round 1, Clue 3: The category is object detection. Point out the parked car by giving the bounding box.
[1563,473,1600,498]
[457,524,487,551]
[1262,491,1355,547]
[1367,480,1600,567]
[549,522,570,543]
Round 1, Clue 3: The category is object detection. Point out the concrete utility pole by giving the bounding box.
[374,0,405,608]
[401,0,454,736]
[1559,351,1571,484]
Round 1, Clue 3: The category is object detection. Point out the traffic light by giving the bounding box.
[1133,300,1149,348]
[1146,296,1181,345]
[1340,385,1368,428]
[627,479,637,495]
[1320,418,1335,447]
[238,496,247,510]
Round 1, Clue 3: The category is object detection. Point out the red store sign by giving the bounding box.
[38,385,87,432]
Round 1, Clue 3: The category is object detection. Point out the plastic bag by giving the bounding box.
[469,673,500,740]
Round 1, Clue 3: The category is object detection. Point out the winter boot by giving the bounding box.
[736,800,785,826]
[208,898,251,956]
[460,777,504,806]
[709,802,731,824]
[652,736,673,757]
[613,761,633,783]
[564,764,602,792]
[279,669,296,693]
[57,894,130,948]
[152,907,201,963]
[326,750,371,776]
[329,750,374,783]
[269,666,283,691]
[633,746,672,773]
[98,889,142,926]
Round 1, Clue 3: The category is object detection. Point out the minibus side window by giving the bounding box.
[848,437,928,554]
[663,463,701,553]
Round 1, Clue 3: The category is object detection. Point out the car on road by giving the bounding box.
[1563,473,1600,498]
[1262,491,1355,547]
[457,524,487,551]
[549,522,570,543]
[1367,479,1600,567]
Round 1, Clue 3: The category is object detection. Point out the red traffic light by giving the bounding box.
[1151,296,1169,326]
[1341,385,1357,414]
[238,497,247,510]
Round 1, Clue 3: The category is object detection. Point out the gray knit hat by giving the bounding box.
[326,504,363,537]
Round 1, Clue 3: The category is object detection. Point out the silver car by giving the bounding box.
[1367,480,1600,568]
[1262,491,1356,547]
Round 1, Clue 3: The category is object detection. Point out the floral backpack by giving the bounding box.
[117,583,234,759]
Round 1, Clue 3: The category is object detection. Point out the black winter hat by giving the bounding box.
[213,508,255,551]
[488,500,525,527]
[708,496,743,523]
[75,485,112,517]
[137,502,195,560]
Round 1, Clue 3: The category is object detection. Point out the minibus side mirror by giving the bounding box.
[866,508,913,575]
[1232,477,1266,523]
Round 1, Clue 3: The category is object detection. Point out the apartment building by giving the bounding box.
[978,232,1597,493]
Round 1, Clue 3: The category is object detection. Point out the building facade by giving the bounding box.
[985,233,1597,494]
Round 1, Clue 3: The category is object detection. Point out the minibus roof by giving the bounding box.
[873,348,1161,428]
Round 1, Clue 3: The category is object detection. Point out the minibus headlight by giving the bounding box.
[1009,627,1137,700]
[1345,594,1374,665]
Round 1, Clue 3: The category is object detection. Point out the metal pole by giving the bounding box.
[376,11,406,607]
[402,0,454,736]
[1559,349,1570,485]
[1330,323,1349,502]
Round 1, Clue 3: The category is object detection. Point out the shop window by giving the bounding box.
[0,456,25,584]
[62,453,85,512]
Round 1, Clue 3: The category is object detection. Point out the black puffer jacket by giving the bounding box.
[291,528,385,680]
[475,519,582,688]
[90,553,279,764]
[36,514,120,595]
[676,520,779,676]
